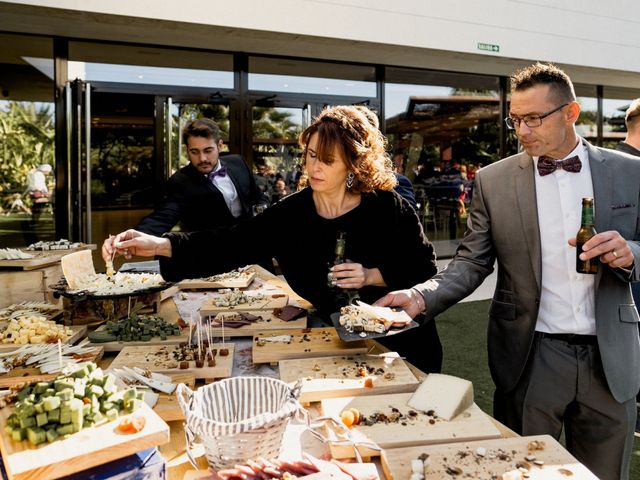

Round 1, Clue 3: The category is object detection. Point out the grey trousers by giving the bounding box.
[493,334,636,480]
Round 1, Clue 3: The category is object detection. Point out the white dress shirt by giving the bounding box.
[534,140,596,335]
[208,161,242,218]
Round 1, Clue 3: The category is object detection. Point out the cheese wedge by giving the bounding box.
[407,373,473,421]
[61,249,96,290]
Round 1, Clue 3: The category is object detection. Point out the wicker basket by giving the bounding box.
[176,376,304,469]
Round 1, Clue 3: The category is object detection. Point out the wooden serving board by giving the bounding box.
[89,325,190,352]
[153,372,196,422]
[0,325,87,354]
[200,293,288,314]
[321,393,501,458]
[279,354,419,404]
[252,328,368,364]
[201,310,307,338]
[0,345,104,389]
[108,343,234,380]
[0,402,169,480]
[0,244,96,271]
[381,434,598,480]
[179,271,256,290]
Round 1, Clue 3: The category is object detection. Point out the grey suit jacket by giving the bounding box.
[416,141,640,402]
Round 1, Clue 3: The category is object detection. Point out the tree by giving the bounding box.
[0,101,54,194]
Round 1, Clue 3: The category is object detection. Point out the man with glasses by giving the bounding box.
[377,63,640,480]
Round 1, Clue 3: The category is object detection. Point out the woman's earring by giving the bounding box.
[346,172,355,189]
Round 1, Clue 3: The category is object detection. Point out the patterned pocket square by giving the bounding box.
[611,203,635,210]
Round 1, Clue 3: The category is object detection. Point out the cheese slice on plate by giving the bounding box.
[407,373,474,421]
[355,300,412,326]
[61,249,96,290]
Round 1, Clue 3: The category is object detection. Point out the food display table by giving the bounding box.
[0,244,96,306]
[0,263,595,480]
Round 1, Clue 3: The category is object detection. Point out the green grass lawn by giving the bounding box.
[436,299,640,479]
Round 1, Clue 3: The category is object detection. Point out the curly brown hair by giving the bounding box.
[298,105,397,193]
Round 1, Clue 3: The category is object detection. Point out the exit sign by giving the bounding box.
[478,42,500,53]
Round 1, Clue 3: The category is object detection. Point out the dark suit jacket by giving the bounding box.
[394,173,417,211]
[136,155,266,235]
[416,141,640,402]
[617,141,640,157]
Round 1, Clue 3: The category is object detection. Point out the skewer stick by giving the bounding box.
[188,313,194,346]
[127,296,132,318]
[57,339,62,371]
[221,315,225,349]
[197,315,202,359]
[207,315,213,357]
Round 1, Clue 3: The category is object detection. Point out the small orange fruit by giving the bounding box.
[340,409,355,428]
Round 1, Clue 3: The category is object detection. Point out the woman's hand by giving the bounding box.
[330,263,386,289]
[101,229,172,263]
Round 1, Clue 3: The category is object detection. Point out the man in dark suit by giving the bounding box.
[135,118,266,235]
[616,98,640,436]
[377,63,640,480]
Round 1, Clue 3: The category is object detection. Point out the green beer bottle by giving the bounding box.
[576,197,598,274]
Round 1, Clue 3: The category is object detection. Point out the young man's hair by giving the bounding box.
[182,118,222,144]
[625,99,640,130]
[510,62,577,104]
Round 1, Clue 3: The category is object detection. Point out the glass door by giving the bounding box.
[251,101,311,198]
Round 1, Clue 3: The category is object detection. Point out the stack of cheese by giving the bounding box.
[339,301,412,333]
[407,373,474,421]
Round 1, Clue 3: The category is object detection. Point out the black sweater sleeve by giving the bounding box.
[375,192,438,289]
[158,198,283,281]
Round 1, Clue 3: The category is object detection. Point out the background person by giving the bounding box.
[103,105,443,374]
[25,163,52,221]
[376,63,640,480]
[616,97,640,437]
[134,118,267,236]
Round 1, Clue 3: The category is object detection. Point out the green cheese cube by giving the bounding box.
[45,428,59,443]
[36,412,48,427]
[59,410,71,425]
[47,408,60,423]
[43,395,61,411]
[19,416,35,429]
[27,427,46,445]
[12,428,26,442]
[56,423,74,436]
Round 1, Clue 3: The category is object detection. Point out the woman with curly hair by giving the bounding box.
[103,105,442,372]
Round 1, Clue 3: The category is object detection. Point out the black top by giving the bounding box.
[616,141,640,157]
[161,187,437,316]
[136,155,266,235]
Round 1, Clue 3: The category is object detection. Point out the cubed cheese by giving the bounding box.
[406,373,473,421]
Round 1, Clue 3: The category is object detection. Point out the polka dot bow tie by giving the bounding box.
[207,166,227,181]
[537,155,582,176]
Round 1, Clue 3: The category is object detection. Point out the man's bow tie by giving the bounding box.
[537,155,582,176]
[207,166,227,181]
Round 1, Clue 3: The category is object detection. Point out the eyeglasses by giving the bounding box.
[505,103,569,130]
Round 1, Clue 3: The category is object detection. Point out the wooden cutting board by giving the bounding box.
[108,343,234,380]
[0,244,96,271]
[88,325,190,352]
[153,372,196,422]
[321,393,501,458]
[0,346,104,388]
[381,434,598,480]
[0,402,169,480]
[279,354,419,404]
[201,310,307,338]
[0,325,87,354]
[200,293,289,314]
[252,328,368,364]
[179,271,256,290]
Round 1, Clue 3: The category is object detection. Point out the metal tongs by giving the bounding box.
[113,366,176,394]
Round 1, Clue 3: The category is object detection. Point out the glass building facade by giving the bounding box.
[1,32,639,257]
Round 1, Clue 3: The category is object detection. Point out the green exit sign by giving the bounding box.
[478,42,500,53]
